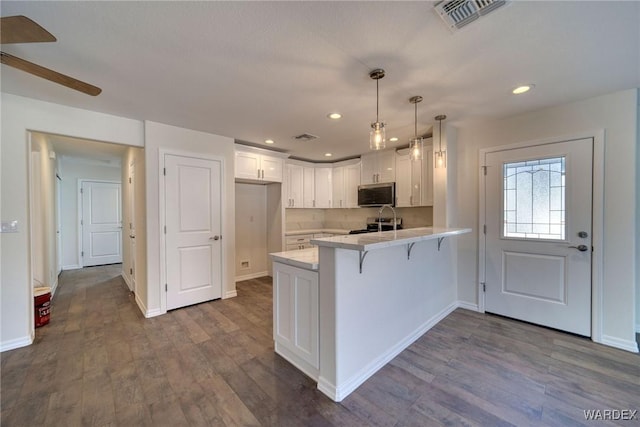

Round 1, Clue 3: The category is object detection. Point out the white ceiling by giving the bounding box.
[2,1,639,162]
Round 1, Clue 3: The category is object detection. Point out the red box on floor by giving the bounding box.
[34,287,51,327]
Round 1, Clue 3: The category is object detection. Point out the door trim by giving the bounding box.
[78,179,122,268]
[158,148,226,314]
[478,130,604,343]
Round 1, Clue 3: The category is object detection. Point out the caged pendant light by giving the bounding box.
[409,96,423,161]
[369,68,386,151]
[434,114,447,168]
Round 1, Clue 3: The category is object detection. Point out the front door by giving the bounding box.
[483,138,593,336]
[81,180,123,267]
[164,154,222,310]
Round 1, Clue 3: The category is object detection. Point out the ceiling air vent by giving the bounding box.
[434,0,509,31]
[293,133,319,141]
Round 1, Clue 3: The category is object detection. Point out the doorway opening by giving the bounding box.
[28,131,144,306]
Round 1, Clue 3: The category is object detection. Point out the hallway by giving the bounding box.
[2,266,638,426]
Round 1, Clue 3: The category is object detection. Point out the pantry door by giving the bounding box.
[483,138,593,336]
[164,153,222,310]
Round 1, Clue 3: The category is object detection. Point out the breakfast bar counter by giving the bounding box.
[271,226,471,402]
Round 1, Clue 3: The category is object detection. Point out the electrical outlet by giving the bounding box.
[1,220,18,233]
[240,260,250,269]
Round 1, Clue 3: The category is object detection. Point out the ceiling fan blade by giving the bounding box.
[1,51,101,96]
[1,15,56,44]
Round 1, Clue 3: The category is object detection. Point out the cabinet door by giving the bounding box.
[261,155,283,183]
[273,262,319,369]
[377,150,396,183]
[360,152,377,184]
[286,164,304,208]
[332,166,345,208]
[344,163,361,208]
[314,167,332,208]
[235,151,261,180]
[395,153,411,207]
[303,167,315,208]
[421,143,433,206]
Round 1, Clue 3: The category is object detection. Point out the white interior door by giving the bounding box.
[165,154,222,310]
[483,138,593,336]
[81,181,122,267]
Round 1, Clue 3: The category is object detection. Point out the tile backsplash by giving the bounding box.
[285,207,433,231]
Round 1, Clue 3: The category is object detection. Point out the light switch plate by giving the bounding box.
[1,220,19,233]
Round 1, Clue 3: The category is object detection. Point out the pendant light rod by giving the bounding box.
[370,68,385,122]
[410,95,423,137]
[435,114,447,151]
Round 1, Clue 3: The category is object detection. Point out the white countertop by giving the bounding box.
[285,229,351,236]
[270,247,319,271]
[310,227,472,251]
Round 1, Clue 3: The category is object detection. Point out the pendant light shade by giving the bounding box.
[434,114,447,169]
[409,96,423,161]
[369,68,386,151]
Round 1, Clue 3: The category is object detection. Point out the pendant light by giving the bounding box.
[369,68,386,151]
[434,114,447,168]
[409,96,423,161]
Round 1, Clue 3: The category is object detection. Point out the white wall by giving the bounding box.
[455,89,638,350]
[121,147,147,306]
[0,93,144,352]
[144,121,235,317]
[59,157,122,269]
[235,183,268,280]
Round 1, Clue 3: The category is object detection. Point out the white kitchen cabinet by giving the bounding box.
[395,153,412,207]
[235,147,284,183]
[273,262,319,377]
[361,150,395,184]
[314,167,332,208]
[303,166,315,208]
[286,164,304,208]
[395,141,433,207]
[285,234,314,250]
[332,160,361,208]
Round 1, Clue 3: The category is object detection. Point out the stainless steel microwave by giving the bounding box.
[357,183,395,207]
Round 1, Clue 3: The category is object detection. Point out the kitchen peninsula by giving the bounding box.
[270,226,471,402]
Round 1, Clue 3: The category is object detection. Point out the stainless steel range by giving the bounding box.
[349,217,403,234]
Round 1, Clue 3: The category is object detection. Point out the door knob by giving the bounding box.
[568,244,589,252]
[210,235,220,241]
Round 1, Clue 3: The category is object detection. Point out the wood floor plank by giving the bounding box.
[2,265,638,426]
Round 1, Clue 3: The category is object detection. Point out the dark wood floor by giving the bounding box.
[2,265,638,426]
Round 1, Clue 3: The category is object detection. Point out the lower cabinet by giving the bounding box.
[273,262,319,380]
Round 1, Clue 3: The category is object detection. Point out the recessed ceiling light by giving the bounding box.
[264,139,275,144]
[327,113,342,120]
[512,84,535,95]
[324,153,332,157]
[389,137,399,142]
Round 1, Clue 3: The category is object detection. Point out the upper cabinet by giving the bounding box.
[361,150,395,184]
[314,167,333,208]
[285,161,315,208]
[395,140,433,207]
[285,163,304,208]
[332,160,361,208]
[235,145,286,183]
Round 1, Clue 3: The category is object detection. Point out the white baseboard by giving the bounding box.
[62,264,82,271]
[224,290,238,299]
[1,332,34,353]
[133,292,164,318]
[121,273,133,291]
[457,301,479,312]
[601,334,639,353]
[235,271,269,282]
[50,277,58,297]
[319,301,459,402]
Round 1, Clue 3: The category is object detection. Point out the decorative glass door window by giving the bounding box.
[503,157,565,240]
